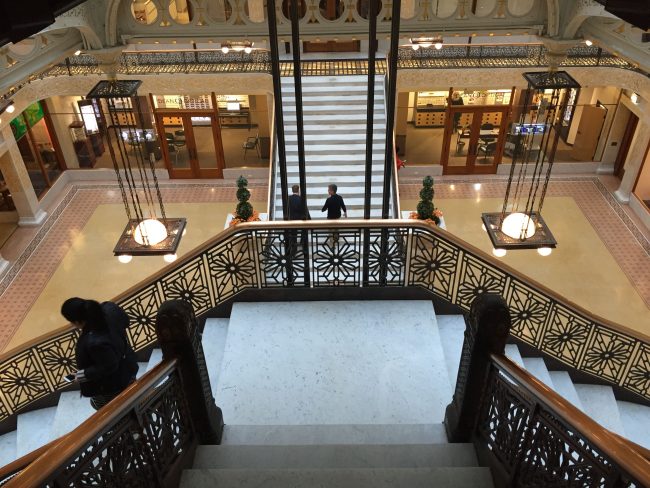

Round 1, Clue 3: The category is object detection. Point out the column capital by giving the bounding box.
[87,46,126,79]
[536,36,581,71]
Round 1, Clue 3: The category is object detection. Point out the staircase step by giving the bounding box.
[0,431,17,467]
[146,348,163,372]
[221,423,448,446]
[616,401,650,450]
[547,371,583,410]
[180,467,494,487]
[504,344,525,368]
[285,114,370,122]
[285,144,385,153]
[16,407,57,457]
[574,384,626,436]
[49,391,95,439]
[284,95,383,105]
[436,315,466,387]
[202,318,230,395]
[192,443,479,469]
[521,358,554,389]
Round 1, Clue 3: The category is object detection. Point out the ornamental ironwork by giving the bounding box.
[0,220,648,428]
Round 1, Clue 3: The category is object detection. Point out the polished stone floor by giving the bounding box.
[0,175,648,353]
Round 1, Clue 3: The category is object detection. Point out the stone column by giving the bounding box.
[0,126,47,226]
[614,120,650,203]
[395,92,409,156]
[0,255,10,277]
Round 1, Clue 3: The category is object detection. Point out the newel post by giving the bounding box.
[155,300,224,444]
[444,293,510,442]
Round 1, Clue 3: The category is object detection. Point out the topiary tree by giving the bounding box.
[235,175,253,221]
[416,176,440,225]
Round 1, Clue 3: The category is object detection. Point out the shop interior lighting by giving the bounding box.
[409,36,443,50]
[221,41,255,54]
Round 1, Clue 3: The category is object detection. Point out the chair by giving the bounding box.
[242,133,260,160]
[477,140,498,162]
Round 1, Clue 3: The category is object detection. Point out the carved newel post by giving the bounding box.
[155,300,224,444]
[444,293,510,442]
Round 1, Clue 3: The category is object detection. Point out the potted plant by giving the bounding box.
[409,175,443,225]
[229,176,260,226]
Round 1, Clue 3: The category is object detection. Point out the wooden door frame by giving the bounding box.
[614,111,638,179]
[155,109,223,179]
[441,104,511,175]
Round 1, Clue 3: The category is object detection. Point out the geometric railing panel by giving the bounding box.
[0,221,648,425]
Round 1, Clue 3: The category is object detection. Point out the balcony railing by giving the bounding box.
[0,219,648,430]
[4,42,647,101]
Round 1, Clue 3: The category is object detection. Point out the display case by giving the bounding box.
[415,91,447,127]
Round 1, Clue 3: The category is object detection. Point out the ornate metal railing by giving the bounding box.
[0,220,648,428]
[1,360,193,487]
[477,354,650,486]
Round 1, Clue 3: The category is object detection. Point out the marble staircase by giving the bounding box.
[273,75,392,219]
[1,301,649,486]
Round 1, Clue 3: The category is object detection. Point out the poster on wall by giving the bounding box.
[10,115,27,140]
[10,102,44,140]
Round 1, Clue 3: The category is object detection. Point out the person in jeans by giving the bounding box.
[321,184,347,245]
[61,298,139,410]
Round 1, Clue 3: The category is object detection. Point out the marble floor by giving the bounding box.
[216,301,452,425]
[0,175,648,353]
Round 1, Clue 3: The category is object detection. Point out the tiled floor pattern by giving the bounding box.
[400,177,650,312]
[0,182,267,351]
[0,176,648,352]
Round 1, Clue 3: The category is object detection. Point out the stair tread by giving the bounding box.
[616,401,650,450]
[574,384,626,436]
[504,344,525,368]
[521,358,554,389]
[50,391,96,440]
[202,318,230,396]
[547,371,583,410]
[436,315,466,387]
[16,407,57,458]
[0,431,17,467]
[192,443,479,469]
[181,466,494,487]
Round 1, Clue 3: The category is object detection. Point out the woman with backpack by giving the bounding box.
[61,298,139,410]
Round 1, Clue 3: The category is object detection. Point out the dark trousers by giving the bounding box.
[89,377,136,410]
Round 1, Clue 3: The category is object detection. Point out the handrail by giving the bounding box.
[0,438,61,486]
[1,219,649,433]
[489,354,650,485]
[4,359,178,487]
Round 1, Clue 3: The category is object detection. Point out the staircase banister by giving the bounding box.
[490,353,650,485]
[0,437,61,485]
[2,358,178,488]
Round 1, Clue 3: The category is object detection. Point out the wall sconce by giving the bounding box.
[631,92,639,104]
[0,98,15,124]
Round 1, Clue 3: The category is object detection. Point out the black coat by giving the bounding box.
[75,302,139,397]
[289,194,310,220]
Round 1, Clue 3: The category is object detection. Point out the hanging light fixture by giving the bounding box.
[481,70,580,251]
[86,79,185,257]
[409,36,443,50]
[221,40,255,54]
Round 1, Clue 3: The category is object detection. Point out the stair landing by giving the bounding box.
[215,301,452,426]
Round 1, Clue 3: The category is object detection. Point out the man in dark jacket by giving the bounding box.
[321,184,347,245]
[61,298,139,410]
[289,184,310,220]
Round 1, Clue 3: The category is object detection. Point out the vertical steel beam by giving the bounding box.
[266,0,289,220]
[363,0,378,219]
[381,0,401,218]
[290,0,308,215]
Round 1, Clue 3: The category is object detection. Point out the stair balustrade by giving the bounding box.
[1,220,649,453]
[1,300,222,487]
[447,293,650,487]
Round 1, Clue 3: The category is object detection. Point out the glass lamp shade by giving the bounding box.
[537,247,553,256]
[501,212,536,240]
[133,219,168,246]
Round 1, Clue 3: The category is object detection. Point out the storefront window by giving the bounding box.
[10,102,63,198]
[0,169,15,212]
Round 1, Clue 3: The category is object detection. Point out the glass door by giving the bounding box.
[157,112,223,178]
[443,107,508,174]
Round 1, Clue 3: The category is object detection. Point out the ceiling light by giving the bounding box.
[118,254,133,264]
[537,247,552,257]
[74,49,82,56]
[585,39,593,46]
[492,248,507,257]
[222,40,255,53]
[410,36,442,50]
[221,46,230,53]
[411,44,420,50]
[244,47,252,54]
[163,253,178,263]
[0,99,15,116]
[434,41,443,50]
[5,104,15,114]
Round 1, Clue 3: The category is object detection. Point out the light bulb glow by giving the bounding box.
[244,47,252,54]
[492,248,507,257]
[133,219,168,246]
[118,254,133,264]
[481,223,487,232]
[5,104,15,114]
[221,46,229,53]
[434,42,443,50]
[501,212,536,240]
[74,49,82,56]
[584,39,593,46]
[411,44,420,50]
[163,253,178,263]
[474,183,481,191]
[420,42,432,48]
[537,247,552,256]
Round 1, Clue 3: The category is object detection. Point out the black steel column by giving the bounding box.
[381,0,401,218]
[290,0,308,216]
[363,0,378,219]
[266,0,289,220]
[290,0,310,288]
